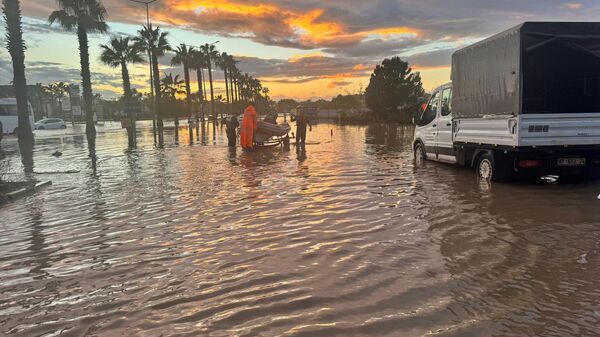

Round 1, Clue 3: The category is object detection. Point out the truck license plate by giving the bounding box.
[557,158,586,167]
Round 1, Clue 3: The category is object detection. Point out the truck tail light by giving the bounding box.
[518,159,543,168]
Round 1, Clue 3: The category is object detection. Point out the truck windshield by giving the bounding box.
[523,34,600,114]
[417,91,439,126]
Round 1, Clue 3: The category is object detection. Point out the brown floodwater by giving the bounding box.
[1,121,600,337]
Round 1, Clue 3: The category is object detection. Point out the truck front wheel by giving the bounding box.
[476,152,514,182]
[414,142,426,165]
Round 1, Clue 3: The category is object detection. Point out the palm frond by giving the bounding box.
[48,10,77,31]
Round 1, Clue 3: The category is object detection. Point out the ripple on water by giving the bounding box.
[2,122,600,336]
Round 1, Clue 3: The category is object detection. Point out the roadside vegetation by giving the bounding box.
[276,57,425,124]
[1,0,271,150]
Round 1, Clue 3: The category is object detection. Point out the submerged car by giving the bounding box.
[35,118,67,130]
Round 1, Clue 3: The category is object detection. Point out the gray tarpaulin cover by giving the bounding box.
[452,22,600,118]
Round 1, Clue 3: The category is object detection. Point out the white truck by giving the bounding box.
[413,22,600,181]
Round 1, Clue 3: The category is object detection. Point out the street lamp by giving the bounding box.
[129,0,158,142]
[129,0,157,27]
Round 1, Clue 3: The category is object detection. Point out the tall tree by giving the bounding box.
[47,82,70,115]
[171,44,195,142]
[232,68,241,107]
[100,36,143,99]
[216,52,238,117]
[100,36,144,147]
[191,49,207,123]
[200,43,219,122]
[160,72,185,141]
[365,56,424,118]
[3,0,33,142]
[49,0,108,146]
[135,25,171,145]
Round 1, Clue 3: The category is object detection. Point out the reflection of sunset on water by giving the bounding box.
[2,121,600,335]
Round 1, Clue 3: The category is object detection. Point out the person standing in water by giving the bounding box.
[226,114,239,147]
[240,105,257,150]
[295,109,311,146]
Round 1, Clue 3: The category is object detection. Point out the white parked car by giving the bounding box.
[35,118,67,130]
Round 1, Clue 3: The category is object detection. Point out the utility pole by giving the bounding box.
[130,0,158,143]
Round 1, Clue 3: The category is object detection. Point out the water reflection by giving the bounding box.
[1,122,599,336]
[296,144,307,162]
[18,141,34,176]
[26,197,48,281]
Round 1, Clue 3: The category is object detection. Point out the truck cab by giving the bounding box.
[413,83,455,164]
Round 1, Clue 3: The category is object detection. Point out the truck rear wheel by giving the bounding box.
[476,152,514,182]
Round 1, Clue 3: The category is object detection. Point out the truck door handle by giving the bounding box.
[432,124,437,127]
[446,123,451,126]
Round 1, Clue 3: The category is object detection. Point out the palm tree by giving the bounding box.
[191,50,208,121]
[231,67,241,109]
[135,25,171,145]
[160,72,185,141]
[171,44,195,141]
[252,78,262,103]
[100,37,143,99]
[160,73,186,101]
[3,0,33,142]
[100,36,144,147]
[216,52,238,117]
[240,73,251,101]
[46,82,70,115]
[49,0,108,146]
[199,43,219,122]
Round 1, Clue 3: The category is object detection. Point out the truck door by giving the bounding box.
[419,91,441,157]
[435,87,456,163]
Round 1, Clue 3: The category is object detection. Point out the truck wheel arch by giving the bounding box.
[471,149,491,168]
[413,139,424,151]
[413,139,426,156]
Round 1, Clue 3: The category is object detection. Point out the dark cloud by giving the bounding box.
[14,0,600,98]
[22,18,68,35]
[0,57,12,81]
[21,0,600,49]
[0,58,124,97]
[323,38,422,58]
[405,48,458,69]
[236,55,370,79]
[328,80,352,88]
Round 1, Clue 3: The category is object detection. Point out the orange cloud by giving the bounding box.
[289,52,327,63]
[161,0,419,49]
[366,27,419,36]
[352,64,368,71]
[170,0,278,15]
[327,80,352,89]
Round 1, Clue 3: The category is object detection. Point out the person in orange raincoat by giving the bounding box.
[240,105,257,149]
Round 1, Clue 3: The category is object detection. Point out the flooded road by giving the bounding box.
[1,121,600,336]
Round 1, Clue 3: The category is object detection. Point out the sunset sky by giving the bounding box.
[1,0,599,100]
